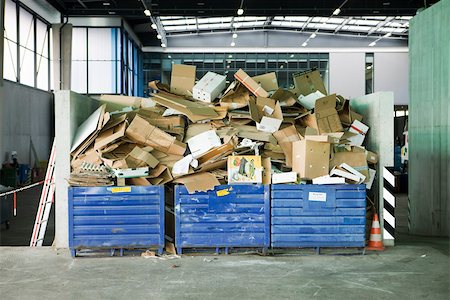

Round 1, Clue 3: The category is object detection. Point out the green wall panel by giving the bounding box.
[409,0,450,236]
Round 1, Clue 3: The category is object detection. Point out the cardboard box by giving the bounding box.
[125,115,186,156]
[336,96,363,126]
[273,125,303,167]
[170,64,196,96]
[305,132,344,144]
[94,122,126,151]
[187,130,222,158]
[366,150,378,164]
[252,72,279,92]
[193,71,226,103]
[271,89,297,107]
[220,82,251,110]
[330,151,369,182]
[227,155,263,184]
[347,120,369,146]
[249,97,283,133]
[102,144,159,169]
[330,166,361,183]
[313,175,346,185]
[234,69,269,98]
[292,140,330,180]
[297,90,326,110]
[302,94,343,134]
[272,172,297,184]
[292,69,327,97]
[151,92,219,122]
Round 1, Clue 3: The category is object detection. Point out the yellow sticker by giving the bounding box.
[216,189,230,197]
[111,187,131,193]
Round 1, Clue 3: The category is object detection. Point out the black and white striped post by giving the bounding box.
[383,167,396,245]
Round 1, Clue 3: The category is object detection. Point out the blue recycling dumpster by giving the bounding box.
[174,184,270,254]
[271,184,366,249]
[68,186,165,257]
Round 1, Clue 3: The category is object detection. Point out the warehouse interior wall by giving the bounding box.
[409,0,450,237]
[329,52,365,99]
[374,52,409,105]
[0,81,54,166]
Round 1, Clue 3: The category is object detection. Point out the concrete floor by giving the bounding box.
[0,190,449,299]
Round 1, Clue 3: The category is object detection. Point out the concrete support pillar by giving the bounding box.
[52,23,73,90]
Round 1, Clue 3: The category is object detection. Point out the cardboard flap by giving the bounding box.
[174,172,220,194]
[252,72,279,91]
[315,94,337,112]
[170,64,196,96]
[234,69,269,98]
[271,88,297,107]
[292,69,327,96]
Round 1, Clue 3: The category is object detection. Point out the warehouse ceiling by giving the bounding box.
[45,0,437,46]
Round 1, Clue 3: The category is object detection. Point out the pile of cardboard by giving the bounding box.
[69,65,378,193]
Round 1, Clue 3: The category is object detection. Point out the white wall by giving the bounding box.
[0,81,54,165]
[374,52,409,105]
[329,52,366,99]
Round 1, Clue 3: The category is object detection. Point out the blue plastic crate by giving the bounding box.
[175,184,270,254]
[68,186,165,257]
[271,184,366,249]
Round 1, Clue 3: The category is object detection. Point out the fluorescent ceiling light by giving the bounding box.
[333,8,341,15]
[151,23,157,29]
[310,33,317,38]
[231,41,236,46]
[168,55,172,58]
[237,8,244,15]
[384,32,392,37]
[161,43,166,48]
[369,41,376,46]
[232,33,238,38]
[302,41,307,47]
[144,9,151,16]
[103,2,110,6]
[157,34,162,39]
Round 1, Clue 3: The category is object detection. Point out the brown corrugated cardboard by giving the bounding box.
[292,140,330,180]
[125,115,186,156]
[170,64,196,96]
[262,157,272,184]
[336,96,363,126]
[99,94,156,109]
[273,125,303,167]
[292,69,327,96]
[228,155,263,184]
[148,80,171,93]
[151,92,219,122]
[302,94,343,134]
[234,69,269,98]
[94,122,126,151]
[101,144,158,169]
[271,88,297,107]
[173,172,220,194]
[305,132,344,144]
[252,72,279,91]
[248,97,283,133]
[234,125,277,144]
[329,151,369,182]
[219,81,251,110]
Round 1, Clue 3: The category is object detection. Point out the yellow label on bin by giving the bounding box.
[111,187,131,193]
[216,189,230,197]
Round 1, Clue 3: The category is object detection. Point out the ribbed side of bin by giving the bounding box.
[68,186,165,257]
[175,184,270,254]
[271,184,366,248]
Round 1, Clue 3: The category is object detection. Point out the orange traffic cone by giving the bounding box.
[367,213,385,251]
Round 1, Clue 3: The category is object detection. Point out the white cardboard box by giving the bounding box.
[312,175,346,185]
[193,72,226,103]
[187,130,221,158]
[272,171,297,184]
[347,120,369,146]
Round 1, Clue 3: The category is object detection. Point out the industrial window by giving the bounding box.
[144,52,329,95]
[71,27,121,95]
[366,53,374,94]
[2,0,51,91]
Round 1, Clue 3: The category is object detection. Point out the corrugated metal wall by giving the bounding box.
[409,0,450,237]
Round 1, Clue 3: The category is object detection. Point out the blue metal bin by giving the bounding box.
[271,184,366,249]
[175,184,270,254]
[68,186,165,257]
